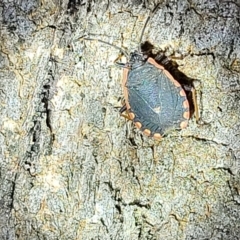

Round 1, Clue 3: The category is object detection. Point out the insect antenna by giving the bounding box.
[80,37,129,59]
[138,3,161,52]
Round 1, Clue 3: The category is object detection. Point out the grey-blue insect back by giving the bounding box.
[80,4,198,140]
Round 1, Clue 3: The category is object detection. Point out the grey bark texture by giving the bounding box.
[1,0,240,239]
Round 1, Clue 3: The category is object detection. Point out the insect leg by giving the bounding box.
[119,104,134,120]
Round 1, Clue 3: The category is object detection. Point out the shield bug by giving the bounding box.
[80,4,198,140]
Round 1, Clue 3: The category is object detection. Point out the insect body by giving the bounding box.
[120,51,190,140]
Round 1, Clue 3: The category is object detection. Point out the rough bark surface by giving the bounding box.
[1,0,240,239]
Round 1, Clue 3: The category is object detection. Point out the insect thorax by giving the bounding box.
[129,50,148,69]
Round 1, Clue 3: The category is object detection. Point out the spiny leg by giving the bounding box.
[114,53,129,68]
[119,103,133,121]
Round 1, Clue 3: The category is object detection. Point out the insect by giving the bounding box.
[80,4,198,140]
